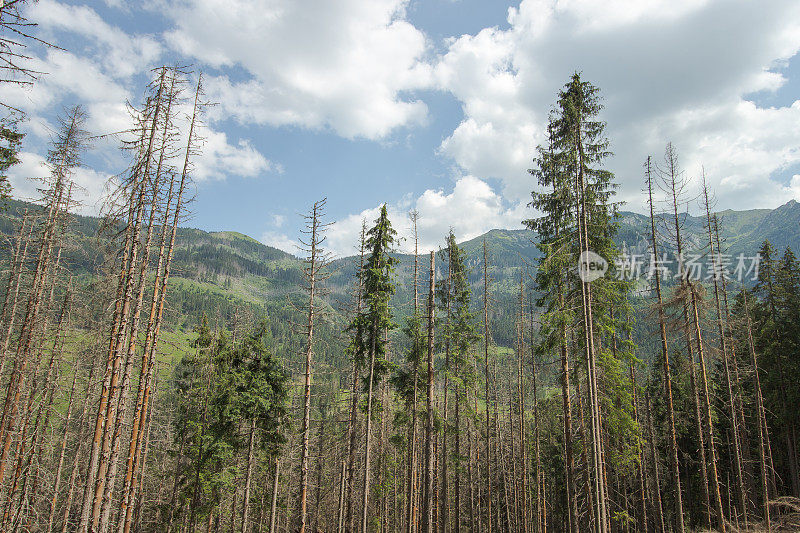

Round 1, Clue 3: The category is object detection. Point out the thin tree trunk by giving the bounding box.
[81,70,167,533]
[347,224,366,533]
[529,298,544,533]
[269,459,280,533]
[516,271,528,533]
[241,419,257,533]
[300,199,326,533]
[689,285,726,532]
[440,245,452,533]
[338,461,347,533]
[645,156,684,533]
[361,319,379,531]
[482,239,493,533]
[644,397,665,533]
[423,251,436,533]
[702,182,746,529]
[629,366,648,533]
[406,212,420,533]
[742,290,771,528]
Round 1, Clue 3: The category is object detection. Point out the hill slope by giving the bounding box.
[1,197,797,351]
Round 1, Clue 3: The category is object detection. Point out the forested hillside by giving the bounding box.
[1,196,796,352]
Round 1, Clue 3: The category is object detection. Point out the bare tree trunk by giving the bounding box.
[645,155,684,533]
[81,69,167,533]
[338,461,347,533]
[644,397,665,533]
[0,214,31,381]
[48,335,80,532]
[423,251,435,533]
[482,239,493,533]
[269,459,280,533]
[559,271,578,533]
[241,419,256,533]
[440,245,452,533]
[742,290,771,529]
[516,271,528,533]
[405,210,420,533]
[346,223,366,533]
[529,298,544,533]
[689,285,726,532]
[574,116,607,533]
[702,181,746,529]
[361,320,379,531]
[629,366,648,533]
[299,199,328,533]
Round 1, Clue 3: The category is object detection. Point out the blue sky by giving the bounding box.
[3,0,800,257]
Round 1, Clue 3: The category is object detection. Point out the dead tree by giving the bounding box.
[645,155,684,533]
[297,198,331,533]
[405,209,421,533]
[0,105,85,493]
[423,251,435,533]
[482,239,494,533]
[702,177,748,528]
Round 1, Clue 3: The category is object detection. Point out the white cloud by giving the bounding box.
[164,0,433,139]
[785,174,800,201]
[261,230,299,256]
[194,129,275,181]
[435,0,800,212]
[8,151,111,216]
[27,0,161,78]
[327,175,526,257]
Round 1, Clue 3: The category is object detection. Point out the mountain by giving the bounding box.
[1,197,798,352]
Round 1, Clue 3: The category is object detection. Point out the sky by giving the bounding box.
[2,0,800,258]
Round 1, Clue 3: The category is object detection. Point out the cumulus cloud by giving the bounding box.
[434,0,800,212]
[785,174,800,201]
[0,1,277,209]
[164,0,433,139]
[194,130,275,181]
[326,175,527,257]
[261,231,299,256]
[28,0,161,78]
[8,152,111,215]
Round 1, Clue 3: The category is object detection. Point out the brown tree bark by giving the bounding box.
[423,251,435,533]
[646,154,685,533]
[482,239,494,533]
[299,198,328,533]
[702,180,747,528]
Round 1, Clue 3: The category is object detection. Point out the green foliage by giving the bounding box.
[0,115,23,205]
[169,318,288,526]
[348,204,398,392]
[437,230,481,386]
[528,72,640,490]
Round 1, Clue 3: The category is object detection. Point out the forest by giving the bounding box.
[0,2,799,533]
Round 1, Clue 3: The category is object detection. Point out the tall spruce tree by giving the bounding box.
[347,204,398,532]
[436,230,480,532]
[528,73,632,533]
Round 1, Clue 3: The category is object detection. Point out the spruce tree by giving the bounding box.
[528,72,632,533]
[347,204,398,532]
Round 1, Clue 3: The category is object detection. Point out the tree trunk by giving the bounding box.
[645,156,685,533]
[742,290,771,528]
[241,419,257,533]
[269,459,280,533]
[482,239,494,533]
[423,251,436,533]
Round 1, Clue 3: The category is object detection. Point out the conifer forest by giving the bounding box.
[0,1,800,532]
